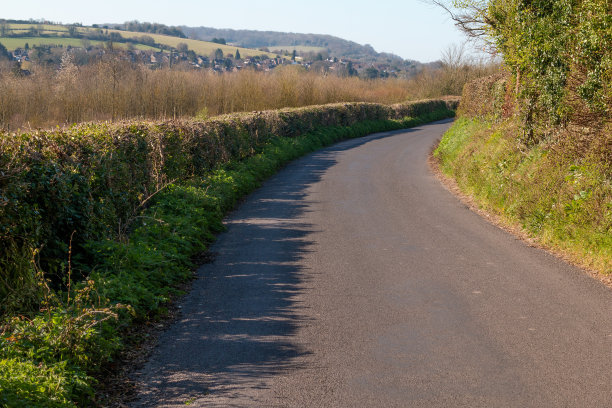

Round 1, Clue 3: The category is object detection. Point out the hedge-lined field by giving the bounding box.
[0,99,457,407]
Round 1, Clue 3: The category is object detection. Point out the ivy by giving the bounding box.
[465,0,611,140]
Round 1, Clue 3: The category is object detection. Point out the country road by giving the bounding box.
[131,120,612,407]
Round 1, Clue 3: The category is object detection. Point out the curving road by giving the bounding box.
[131,120,612,407]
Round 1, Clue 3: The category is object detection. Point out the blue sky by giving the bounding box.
[2,0,466,62]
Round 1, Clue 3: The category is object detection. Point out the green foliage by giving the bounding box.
[435,117,612,273]
[448,0,610,141]
[0,101,456,407]
[120,21,186,38]
[0,358,80,408]
[213,48,223,60]
[574,0,612,114]
[1,265,123,405]
[0,42,9,60]
[488,0,576,134]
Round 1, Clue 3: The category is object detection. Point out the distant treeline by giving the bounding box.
[107,21,186,38]
[180,25,417,67]
[0,19,54,24]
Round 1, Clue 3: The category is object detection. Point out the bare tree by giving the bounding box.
[425,0,498,53]
[441,43,468,69]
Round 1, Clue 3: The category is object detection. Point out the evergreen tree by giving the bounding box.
[0,42,10,60]
[213,48,224,60]
[347,61,358,76]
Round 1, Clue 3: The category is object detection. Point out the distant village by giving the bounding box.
[9,43,411,79]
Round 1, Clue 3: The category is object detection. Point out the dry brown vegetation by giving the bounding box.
[0,50,497,130]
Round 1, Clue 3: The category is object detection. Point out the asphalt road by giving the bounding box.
[131,120,612,407]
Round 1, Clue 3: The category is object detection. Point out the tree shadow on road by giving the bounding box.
[130,125,431,407]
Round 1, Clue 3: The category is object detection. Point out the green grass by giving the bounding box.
[0,37,95,50]
[1,23,269,57]
[104,28,269,57]
[8,29,68,36]
[0,108,454,407]
[0,36,159,51]
[7,24,69,32]
[435,117,612,274]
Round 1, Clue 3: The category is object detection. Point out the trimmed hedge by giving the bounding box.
[457,74,508,119]
[0,100,457,407]
[0,98,458,311]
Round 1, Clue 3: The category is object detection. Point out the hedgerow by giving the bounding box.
[434,0,611,275]
[0,100,456,407]
[485,0,611,142]
[0,99,457,314]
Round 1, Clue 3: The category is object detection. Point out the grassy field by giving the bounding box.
[0,36,159,51]
[1,23,269,57]
[105,28,269,57]
[0,36,96,50]
[7,23,69,32]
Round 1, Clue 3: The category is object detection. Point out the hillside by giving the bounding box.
[181,26,375,56]
[1,20,435,78]
[0,21,268,57]
[180,25,423,68]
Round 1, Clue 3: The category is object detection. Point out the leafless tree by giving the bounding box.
[425,0,499,53]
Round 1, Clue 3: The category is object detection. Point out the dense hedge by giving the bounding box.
[0,98,458,313]
[0,101,457,406]
[484,0,611,142]
[436,66,611,277]
[457,73,508,119]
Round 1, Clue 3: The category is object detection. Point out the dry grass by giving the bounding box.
[105,28,267,58]
[0,52,496,130]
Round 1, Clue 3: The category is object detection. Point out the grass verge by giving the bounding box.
[0,109,453,407]
[434,117,612,277]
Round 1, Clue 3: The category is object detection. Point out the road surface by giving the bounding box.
[131,120,612,407]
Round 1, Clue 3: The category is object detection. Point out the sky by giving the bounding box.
[2,0,467,62]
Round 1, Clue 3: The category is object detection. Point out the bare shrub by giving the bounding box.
[0,53,497,130]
